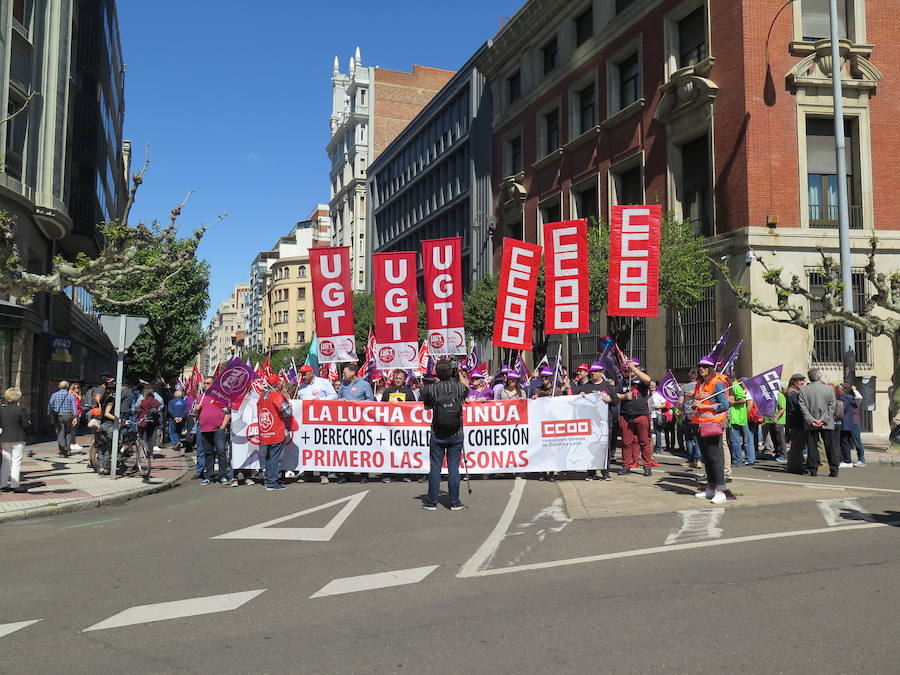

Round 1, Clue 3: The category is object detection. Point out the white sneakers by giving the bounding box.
[70,444,83,451]
[838,462,854,468]
[695,488,727,504]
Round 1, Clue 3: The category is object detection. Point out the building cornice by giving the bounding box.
[477,0,570,77]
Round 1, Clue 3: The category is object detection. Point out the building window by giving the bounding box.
[802,0,849,41]
[4,98,26,181]
[668,287,716,373]
[543,108,560,156]
[298,287,306,300]
[297,310,306,322]
[680,135,712,236]
[543,37,558,75]
[507,71,521,103]
[612,164,643,205]
[299,265,307,278]
[12,0,30,28]
[540,198,562,226]
[508,135,523,174]
[678,7,708,68]
[573,182,599,220]
[809,270,871,365]
[298,331,306,344]
[358,88,367,106]
[616,0,637,13]
[806,118,862,229]
[577,84,596,135]
[618,53,641,109]
[575,6,593,46]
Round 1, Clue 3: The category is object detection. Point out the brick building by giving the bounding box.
[327,49,454,291]
[476,0,898,433]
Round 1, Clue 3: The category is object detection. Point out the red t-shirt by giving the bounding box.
[198,399,229,433]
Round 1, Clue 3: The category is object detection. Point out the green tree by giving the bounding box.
[243,346,312,373]
[94,239,210,383]
[352,293,427,361]
[463,212,715,354]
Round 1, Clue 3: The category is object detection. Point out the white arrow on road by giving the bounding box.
[0,620,41,639]
[211,491,369,542]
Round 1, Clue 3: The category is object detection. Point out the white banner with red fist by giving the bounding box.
[373,251,419,370]
[544,219,589,334]
[607,205,661,317]
[492,238,543,350]
[309,247,356,362]
[230,394,609,474]
[422,237,466,356]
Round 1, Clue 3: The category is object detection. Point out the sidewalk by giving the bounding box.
[0,435,190,524]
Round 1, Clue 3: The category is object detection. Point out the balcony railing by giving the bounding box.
[809,204,863,229]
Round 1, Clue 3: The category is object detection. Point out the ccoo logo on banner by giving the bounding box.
[607,205,661,317]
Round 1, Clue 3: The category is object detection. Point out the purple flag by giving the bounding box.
[721,339,744,377]
[742,365,784,419]
[704,323,732,367]
[658,370,682,405]
[465,345,480,372]
[597,337,623,383]
[206,357,258,407]
[515,353,530,384]
[287,359,298,384]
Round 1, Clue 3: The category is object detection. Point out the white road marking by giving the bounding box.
[83,589,266,632]
[462,521,895,578]
[0,620,41,638]
[310,565,439,598]
[507,498,573,567]
[726,475,900,494]
[665,509,724,546]
[458,479,525,577]
[212,491,369,542]
[817,498,871,526]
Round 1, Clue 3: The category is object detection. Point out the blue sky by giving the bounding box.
[119,1,518,322]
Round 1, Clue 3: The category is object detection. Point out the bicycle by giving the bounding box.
[90,420,151,479]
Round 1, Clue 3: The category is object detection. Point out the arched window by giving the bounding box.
[299,265,307,278]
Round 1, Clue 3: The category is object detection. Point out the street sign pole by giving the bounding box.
[99,314,148,480]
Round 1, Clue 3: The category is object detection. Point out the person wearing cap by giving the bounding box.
[784,373,807,472]
[492,366,510,399]
[616,359,655,476]
[496,372,525,400]
[691,357,731,504]
[798,368,839,477]
[531,367,556,399]
[255,374,293,491]
[468,370,494,401]
[580,362,614,481]
[569,363,592,395]
[296,365,339,401]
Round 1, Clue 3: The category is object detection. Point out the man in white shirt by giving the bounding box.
[296,365,338,401]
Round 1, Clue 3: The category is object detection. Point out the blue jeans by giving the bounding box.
[728,424,755,464]
[851,428,865,461]
[193,422,206,476]
[260,441,285,486]
[201,429,228,480]
[683,423,701,462]
[427,430,463,507]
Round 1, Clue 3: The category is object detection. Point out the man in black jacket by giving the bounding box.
[420,360,469,511]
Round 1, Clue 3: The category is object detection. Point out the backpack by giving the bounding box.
[137,400,161,428]
[431,380,465,429]
[834,399,844,422]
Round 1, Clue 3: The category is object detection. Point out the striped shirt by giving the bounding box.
[48,389,77,415]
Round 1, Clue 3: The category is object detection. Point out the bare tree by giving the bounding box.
[717,237,900,440]
[0,152,224,306]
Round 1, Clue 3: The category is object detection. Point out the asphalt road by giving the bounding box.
[2,464,899,674]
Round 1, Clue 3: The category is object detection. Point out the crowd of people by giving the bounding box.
[0,354,870,503]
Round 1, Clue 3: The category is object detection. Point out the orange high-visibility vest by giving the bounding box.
[692,374,729,425]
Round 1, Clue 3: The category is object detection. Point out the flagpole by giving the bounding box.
[551,344,562,397]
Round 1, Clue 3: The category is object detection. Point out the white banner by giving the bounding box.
[231,394,609,474]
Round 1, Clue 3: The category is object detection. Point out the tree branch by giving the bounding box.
[0,90,40,125]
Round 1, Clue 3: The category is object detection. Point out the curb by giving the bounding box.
[0,454,191,525]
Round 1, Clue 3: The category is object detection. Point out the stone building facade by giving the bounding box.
[205,283,250,369]
[327,48,454,292]
[476,0,898,433]
[0,0,126,431]
[262,257,315,352]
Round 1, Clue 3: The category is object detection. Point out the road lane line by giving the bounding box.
[462,520,898,578]
[83,589,266,631]
[457,479,525,578]
[310,565,439,598]
[167,499,205,509]
[664,509,724,546]
[731,475,900,494]
[211,491,368,542]
[817,498,871,526]
[0,620,41,639]
[62,518,119,529]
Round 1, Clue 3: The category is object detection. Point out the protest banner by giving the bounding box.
[544,219,589,334]
[742,365,784,419]
[422,237,466,356]
[373,251,419,370]
[492,238,542,350]
[607,205,661,317]
[231,395,609,474]
[309,247,356,362]
[205,357,259,408]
